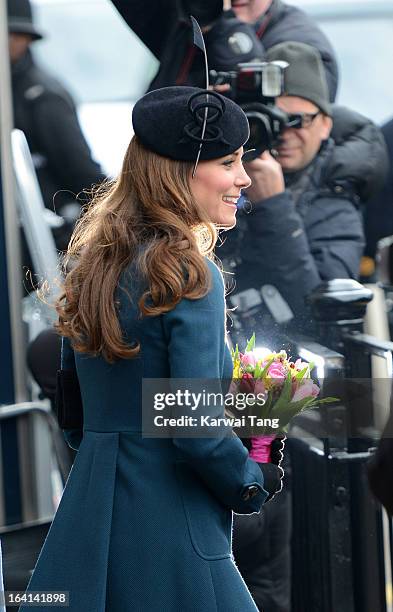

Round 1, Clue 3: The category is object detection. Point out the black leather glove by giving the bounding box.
[258,462,284,502]
[258,436,286,502]
[205,9,265,72]
[240,435,286,502]
[270,435,286,467]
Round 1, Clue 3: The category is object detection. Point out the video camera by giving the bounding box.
[211,61,303,160]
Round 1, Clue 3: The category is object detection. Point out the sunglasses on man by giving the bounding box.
[284,111,321,129]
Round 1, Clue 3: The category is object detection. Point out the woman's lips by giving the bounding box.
[222,196,239,208]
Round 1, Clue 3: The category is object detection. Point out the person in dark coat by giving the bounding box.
[110,0,339,101]
[19,86,285,611]
[364,117,393,266]
[221,41,388,340]
[367,400,393,516]
[8,0,105,250]
[219,41,388,612]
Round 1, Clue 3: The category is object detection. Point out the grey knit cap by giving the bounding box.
[266,41,332,117]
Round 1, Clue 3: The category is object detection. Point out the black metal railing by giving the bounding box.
[287,280,392,612]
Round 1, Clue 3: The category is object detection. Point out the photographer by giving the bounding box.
[221,41,388,342]
[221,41,388,612]
[364,116,393,269]
[110,0,338,101]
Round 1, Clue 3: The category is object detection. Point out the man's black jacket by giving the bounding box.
[218,106,388,335]
[110,0,338,101]
[365,116,393,258]
[12,49,104,214]
[225,107,387,612]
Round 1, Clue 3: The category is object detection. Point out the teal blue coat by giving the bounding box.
[20,259,268,611]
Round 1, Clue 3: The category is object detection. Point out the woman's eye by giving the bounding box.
[223,160,234,167]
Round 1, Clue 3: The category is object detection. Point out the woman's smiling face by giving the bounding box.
[189,148,251,229]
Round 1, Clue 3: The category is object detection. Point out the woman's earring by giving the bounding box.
[243,197,253,214]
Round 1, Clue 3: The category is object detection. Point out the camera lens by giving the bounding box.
[244,111,272,158]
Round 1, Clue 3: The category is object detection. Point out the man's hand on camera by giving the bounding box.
[244,151,285,202]
[210,84,231,94]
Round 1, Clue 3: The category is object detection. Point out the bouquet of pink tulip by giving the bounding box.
[230,333,338,437]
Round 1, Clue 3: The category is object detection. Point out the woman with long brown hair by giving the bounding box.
[19,86,283,612]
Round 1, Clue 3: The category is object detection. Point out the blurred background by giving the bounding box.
[29,0,393,176]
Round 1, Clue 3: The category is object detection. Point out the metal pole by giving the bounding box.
[0,0,27,403]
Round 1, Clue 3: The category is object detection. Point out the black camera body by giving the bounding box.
[211,61,286,105]
[211,61,299,159]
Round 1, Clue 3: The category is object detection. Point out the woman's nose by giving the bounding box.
[236,167,252,189]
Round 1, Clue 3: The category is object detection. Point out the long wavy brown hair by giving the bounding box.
[55,136,218,363]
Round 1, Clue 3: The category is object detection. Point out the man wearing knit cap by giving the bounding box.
[220,41,388,612]
[266,40,333,173]
[221,41,387,321]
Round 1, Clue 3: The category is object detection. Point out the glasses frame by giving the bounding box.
[285,111,321,129]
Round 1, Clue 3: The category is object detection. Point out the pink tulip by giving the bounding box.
[295,358,309,371]
[241,352,257,368]
[292,379,320,402]
[268,361,287,383]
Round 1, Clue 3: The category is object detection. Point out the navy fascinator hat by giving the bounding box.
[132,86,250,164]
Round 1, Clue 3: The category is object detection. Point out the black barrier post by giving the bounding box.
[307,279,374,354]
[291,279,387,612]
[308,280,377,452]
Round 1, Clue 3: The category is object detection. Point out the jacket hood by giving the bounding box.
[327,105,388,202]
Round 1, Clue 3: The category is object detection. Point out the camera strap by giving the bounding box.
[176,44,197,85]
[254,0,276,39]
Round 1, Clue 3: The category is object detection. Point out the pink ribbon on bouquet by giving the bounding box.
[249,434,276,463]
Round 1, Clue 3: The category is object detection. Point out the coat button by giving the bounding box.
[241,485,259,501]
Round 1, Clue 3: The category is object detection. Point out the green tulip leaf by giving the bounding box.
[245,333,256,353]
